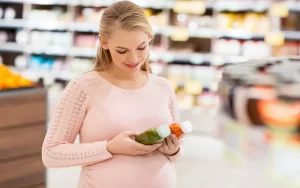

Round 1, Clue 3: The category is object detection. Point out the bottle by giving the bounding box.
[169,121,193,138]
[135,125,171,145]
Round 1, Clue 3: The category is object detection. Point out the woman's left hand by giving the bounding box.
[158,134,180,156]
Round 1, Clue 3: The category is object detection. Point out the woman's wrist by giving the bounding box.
[106,141,114,155]
[166,148,180,156]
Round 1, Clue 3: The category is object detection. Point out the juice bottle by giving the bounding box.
[169,121,193,138]
[135,125,171,145]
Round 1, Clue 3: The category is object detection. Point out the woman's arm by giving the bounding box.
[165,81,184,162]
[42,76,113,168]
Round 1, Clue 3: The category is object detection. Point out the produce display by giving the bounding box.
[0,63,35,90]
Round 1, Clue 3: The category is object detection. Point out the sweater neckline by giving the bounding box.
[95,71,152,92]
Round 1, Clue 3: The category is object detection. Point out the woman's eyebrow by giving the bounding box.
[116,41,147,49]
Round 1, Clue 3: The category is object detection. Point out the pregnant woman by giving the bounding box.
[42,1,182,188]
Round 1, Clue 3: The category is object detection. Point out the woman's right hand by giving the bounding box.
[106,131,162,156]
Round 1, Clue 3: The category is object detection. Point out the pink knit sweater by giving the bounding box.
[42,71,182,188]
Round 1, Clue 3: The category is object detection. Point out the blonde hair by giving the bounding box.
[93,1,153,73]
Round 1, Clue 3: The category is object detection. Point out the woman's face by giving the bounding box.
[100,29,151,73]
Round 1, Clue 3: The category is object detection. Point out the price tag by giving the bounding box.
[170,27,189,41]
[269,3,289,17]
[264,31,285,47]
[173,1,206,15]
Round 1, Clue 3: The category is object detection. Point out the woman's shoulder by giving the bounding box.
[149,74,173,91]
[65,71,101,94]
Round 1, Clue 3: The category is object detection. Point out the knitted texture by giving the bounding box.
[42,71,182,188]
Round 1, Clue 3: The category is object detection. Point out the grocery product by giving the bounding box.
[0,64,34,90]
[219,57,300,187]
[169,121,193,138]
[260,72,300,138]
[135,125,171,145]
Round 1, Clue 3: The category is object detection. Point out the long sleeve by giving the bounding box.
[166,81,184,162]
[42,75,113,168]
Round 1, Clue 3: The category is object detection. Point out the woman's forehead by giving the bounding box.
[109,29,149,47]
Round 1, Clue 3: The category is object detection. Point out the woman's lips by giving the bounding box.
[124,62,139,69]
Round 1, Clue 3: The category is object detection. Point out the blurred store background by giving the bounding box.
[0,0,300,188]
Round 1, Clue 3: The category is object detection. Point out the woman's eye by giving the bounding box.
[117,50,126,54]
[138,46,146,51]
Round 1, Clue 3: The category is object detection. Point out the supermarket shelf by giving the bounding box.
[214,0,270,12]
[0,19,216,38]
[216,30,265,40]
[24,0,70,5]
[9,66,77,83]
[285,1,300,11]
[9,0,174,9]
[1,0,24,3]
[27,20,68,30]
[2,0,276,11]
[284,31,300,40]
[0,43,212,63]
[0,42,24,53]
[0,19,25,28]
[8,0,212,9]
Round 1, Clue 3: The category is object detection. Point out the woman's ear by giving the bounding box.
[98,34,109,50]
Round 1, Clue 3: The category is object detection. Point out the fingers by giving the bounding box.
[123,131,138,137]
[163,139,169,151]
[166,136,173,146]
[133,142,161,153]
[171,134,180,146]
[158,146,164,153]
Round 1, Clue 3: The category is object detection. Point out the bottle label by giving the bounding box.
[247,87,276,100]
[277,84,300,98]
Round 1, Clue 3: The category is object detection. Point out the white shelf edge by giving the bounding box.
[0,43,218,64]
[0,42,24,52]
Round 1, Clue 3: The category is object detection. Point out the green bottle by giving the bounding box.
[135,125,171,145]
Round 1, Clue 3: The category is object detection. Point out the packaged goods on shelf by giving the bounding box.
[74,34,98,48]
[0,6,3,19]
[218,57,300,187]
[216,12,270,34]
[166,62,220,109]
[76,7,105,23]
[213,39,272,59]
[145,9,168,27]
[4,7,16,20]
[272,41,300,57]
[28,7,71,23]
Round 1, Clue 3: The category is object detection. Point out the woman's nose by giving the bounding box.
[127,52,138,63]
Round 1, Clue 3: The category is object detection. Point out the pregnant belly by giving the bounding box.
[78,151,177,188]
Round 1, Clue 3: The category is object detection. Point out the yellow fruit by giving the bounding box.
[3,77,18,89]
[19,78,33,87]
[0,64,12,77]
